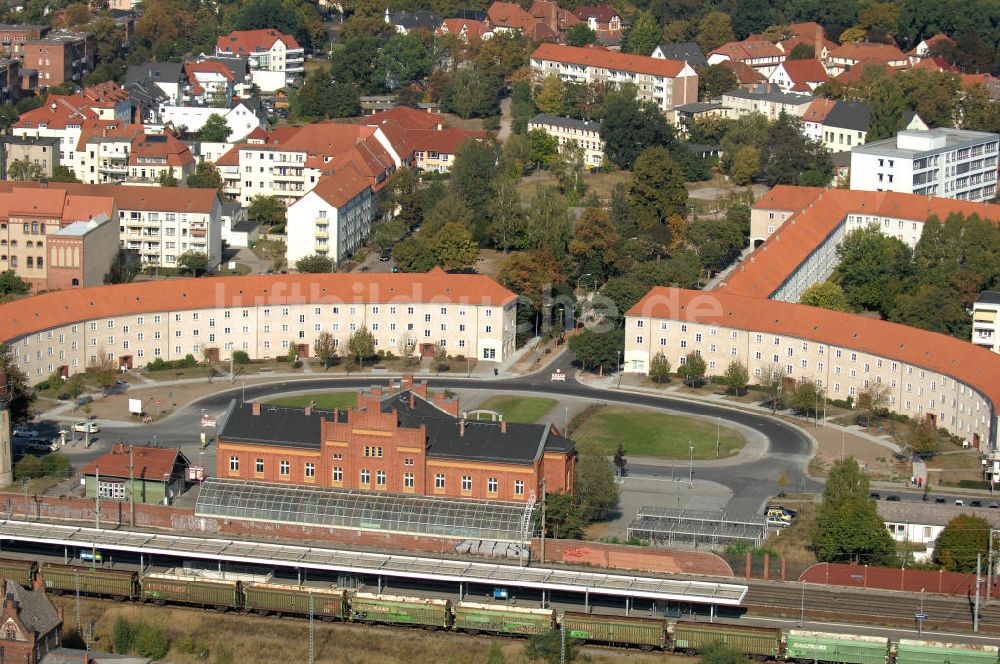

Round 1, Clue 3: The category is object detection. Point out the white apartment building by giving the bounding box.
[286,170,374,265]
[720,85,814,121]
[0,271,518,382]
[158,102,264,143]
[530,43,697,118]
[527,114,604,168]
[851,128,1000,201]
[215,29,304,92]
[623,287,999,450]
[972,292,1000,353]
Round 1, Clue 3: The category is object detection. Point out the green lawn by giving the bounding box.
[571,406,745,459]
[267,392,358,410]
[473,395,557,423]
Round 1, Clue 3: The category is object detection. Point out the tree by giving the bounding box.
[696,64,738,100]
[346,326,375,367]
[313,331,337,370]
[156,170,178,187]
[758,361,784,413]
[857,382,892,431]
[566,23,598,47]
[541,491,586,539]
[534,75,564,115]
[375,33,433,90]
[613,445,627,476]
[813,458,896,565]
[568,208,619,279]
[499,249,564,309]
[6,158,44,181]
[722,360,750,396]
[866,78,906,141]
[732,0,772,39]
[623,12,661,55]
[760,113,833,186]
[687,217,745,271]
[908,419,940,456]
[729,146,760,185]
[568,329,624,374]
[49,166,79,183]
[199,113,232,142]
[177,251,208,277]
[933,514,990,572]
[790,378,824,418]
[444,69,500,118]
[248,195,286,228]
[788,43,816,60]
[696,12,735,52]
[434,346,450,373]
[88,352,117,395]
[574,452,618,521]
[490,179,529,252]
[230,0,302,37]
[431,222,478,271]
[834,225,912,315]
[649,352,672,384]
[393,238,437,272]
[601,93,675,169]
[526,627,579,664]
[677,352,706,387]
[629,147,688,242]
[295,254,333,273]
[450,139,498,227]
[0,270,30,299]
[186,161,223,189]
[0,345,33,423]
[800,281,852,311]
[527,129,559,168]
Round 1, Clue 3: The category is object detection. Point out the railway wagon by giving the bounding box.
[0,557,37,587]
[673,620,782,658]
[452,602,555,636]
[895,640,1000,664]
[40,563,137,600]
[786,630,889,664]
[562,611,667,650]
[350,593,451,628]
[140,573,241,610]
[243,582,349,620]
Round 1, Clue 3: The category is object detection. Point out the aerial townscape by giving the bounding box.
[0,0,995,661]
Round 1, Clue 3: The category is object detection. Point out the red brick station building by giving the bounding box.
[216,378,576,502]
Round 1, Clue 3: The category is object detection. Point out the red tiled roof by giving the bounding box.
[723,187,1000,300]
[834,59,890,83]
[12,95,97,130]
[129,132,194,168]
[216,29,300,55]
[719,59,766,84]
[80,444,182,480]
[308,166,370,207]
[437,18,492,40]
[81,81,130,103]
[0,269,517,344]
[409,127,485,154]
[529,0,579,30]
[710,39,784,61]
[488,1,533,28]
[573,5,617,23]
[910,33,954,55]
[778,58,829,83]
[626,287,1000,416]
[185,60,236,83]
[0,181,219,214]
[830,42,908,64]
[365,106,442,131]
[532,43,688,77]
[0,187,114,225]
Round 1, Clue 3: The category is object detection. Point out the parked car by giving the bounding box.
[886,495,901,502]
[869,492,881,500]
[970,500,983,507]
[989,502,999,509]
[955,499,964,506]
[766,504,797,518]
[12,427,39,438]
[934,497,946,504]
[766,516,790,528]
[76,395,93,407]
[72,422,99,434]
[379,248,392,261]
[24,438,56,453]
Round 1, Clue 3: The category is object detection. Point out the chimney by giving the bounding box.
[409,392,414,409]
[501,419,507,433]
[815,24,822,54]
[33,570,44,592]
[251,402,261,416]
[459,419,465,437]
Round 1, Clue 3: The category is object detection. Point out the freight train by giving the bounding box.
[0,557,994,663]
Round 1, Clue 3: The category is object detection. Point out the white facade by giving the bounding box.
[159,103,263,142]
[850,129,1000,201]
[119,198,223,270]
[972,294,1000,353]
[527,115,604,168]
[286,185,374,266]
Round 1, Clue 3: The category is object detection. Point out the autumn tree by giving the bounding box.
[723,360,750,396]
[0,345,34,423]
[696,12,735,52]
[313,331,337,370]
[431,222,479,271]
[346,326,375,367]
[800,281,852,311]
[535,74,564,115]
[933,515,990,572]
[649,352,671,384]
[677,352,707,387]
[629,147,688,245]
[568,208,619,280]
[857,382,891,431]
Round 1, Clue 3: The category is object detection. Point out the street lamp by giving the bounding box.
[716,417,720,458]
[688,441,694,488]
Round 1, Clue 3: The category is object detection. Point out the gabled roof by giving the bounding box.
[80,443,186,480]
[829,41,908,64]
[129,132,194,167]
[834,59,890,83]
[722,84,814,105]
[710,38,783,62]
[532,43,688,77]
[437,18,492,39]
[364,106,442,131]
[391,9,442,30]
[451,9,487,21]
[802,98,836,123]
[81,81,130,103]
[654,42,707,67]
[0,181,219,214]
[529,0,579,30]
[216,29,300,55]
[719,59,766,84]
[184,59,236,83]
[3,580,61,637]
[306,167,370,208]
[823,100,870,132]
[910,33,954,55]
[529,113,601,132]
[574,5,618,23]
[407,127,485,153]
[776,58,828,84]
[12,94,97,130]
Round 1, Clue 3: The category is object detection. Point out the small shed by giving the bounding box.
[80,444,189,505]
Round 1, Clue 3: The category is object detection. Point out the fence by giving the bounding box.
[799,562,1000,599]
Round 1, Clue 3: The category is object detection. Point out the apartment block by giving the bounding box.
[214,29,303,92]
[624,287,999,450]
[22,30,95,87]
[0,135,59,179]
[972,292,1000,353]
[528,114,604,168]
[217,378,574,502]
[0,270,518,382]
[286,169,373,265]
[850,128,1000,201]
[530,43,697,118]
[720,84,814,120]
[0,24,49,59]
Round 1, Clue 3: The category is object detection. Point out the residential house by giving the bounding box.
[0,577,63,664]
[124,61,184,104]
[220,201,258,247]
[386,9,443,34]
[215,29,304,92]
[72,119,145,184]
[876,501,1000,561]
[436,18,493,42]
[528,113,604,168]
[530,43,698,118]
[487,2,557,41]
[818,100,869,152]
[216,378,573,501]
[362,106,485,173]
[22,30,94,88]
[81,443,190,505]
[718,59,766,88]
[651,42,707,67]
[826,42,910,77]
[159,100,264,142]
[528,0,580,36]
[775,22,838,60]
[801,98,836,144]
[0,135,60,179]
[0,24,49,59]
[285,168,374,265]
[908,33,954,60]
[767,58,828,93]
[125,76,169,124]
[127,132,195,184]
[972,291,1000,353]
[183,59,236,106]
[573,6,621,45]
[708,38,785,75]
[720,84,814,120]
[850,128,999,201]
[674,102,725,135]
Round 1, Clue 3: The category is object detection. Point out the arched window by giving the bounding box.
[36,257,43,268]
[26,257,32,268]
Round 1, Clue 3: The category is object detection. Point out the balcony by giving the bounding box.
[99,163,127,174]
[315,229,329,239]
[191,229,206,238]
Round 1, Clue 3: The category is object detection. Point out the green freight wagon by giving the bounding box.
[350,592,450,628]
[140,573,241,610]
[0,558,37,587]
[895,640,1000,664]
[786,630,889,664]
[453,602,554,636]
[562,611,667,650]
[40,563,137,600]
[672,620,782,658]
[243,582,349,620]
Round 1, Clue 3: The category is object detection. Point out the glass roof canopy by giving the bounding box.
[195,479,533,543]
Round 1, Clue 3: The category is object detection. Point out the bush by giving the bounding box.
[145,354,199,372]
[134,623,169,659]
[956,479,991,490]
[112,617,134,654]
[14,455,42,480]
[40,454,70,477]
[231,350,250,365]
[829,397,854,409]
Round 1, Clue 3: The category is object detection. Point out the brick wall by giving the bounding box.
[800,562,1000,599]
